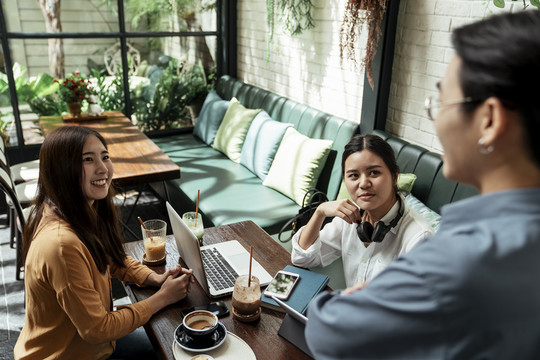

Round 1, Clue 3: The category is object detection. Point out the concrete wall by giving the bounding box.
[237,0,522,153]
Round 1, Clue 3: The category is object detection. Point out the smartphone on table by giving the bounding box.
[182,301,230,318]
[263,270,300,300]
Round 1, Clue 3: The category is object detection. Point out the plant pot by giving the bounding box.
[187,102,204,126]
[68,102,82,117]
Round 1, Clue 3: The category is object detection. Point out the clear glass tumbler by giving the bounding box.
[141,219,167,261]
[182,211,204,245]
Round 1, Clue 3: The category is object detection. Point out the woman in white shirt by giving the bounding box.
[291,134,433,287]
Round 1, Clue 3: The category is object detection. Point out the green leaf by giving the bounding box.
[493,0,505,8]
[27,73,59,98]
[530,0,540,7]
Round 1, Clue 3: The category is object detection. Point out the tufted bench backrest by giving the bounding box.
[216,75,359,201]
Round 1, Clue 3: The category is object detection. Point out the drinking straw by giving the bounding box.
[195,189,200,226]
[248,245,253,287]
[138,216,154,242]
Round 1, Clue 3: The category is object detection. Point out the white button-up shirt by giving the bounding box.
[291,194,434,287]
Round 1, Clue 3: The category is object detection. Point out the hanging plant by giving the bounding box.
[266,0,315,62]
[278,0,315,36]
[339,0,387,89]
[492,0,540,8]
[266,0,275,63]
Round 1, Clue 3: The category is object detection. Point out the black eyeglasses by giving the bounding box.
[424,96,479,120]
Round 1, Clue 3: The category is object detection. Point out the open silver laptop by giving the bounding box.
[166,202,273,298]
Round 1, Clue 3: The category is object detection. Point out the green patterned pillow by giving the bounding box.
[263,128,333,205]
[213,98,261,163]
[397,173,417,193]
[405,193,441,232]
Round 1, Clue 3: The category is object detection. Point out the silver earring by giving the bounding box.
[478,138,494,155]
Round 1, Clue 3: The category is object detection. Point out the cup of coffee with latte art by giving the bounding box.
[182,310,219,342]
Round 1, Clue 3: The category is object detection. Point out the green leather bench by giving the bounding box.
[153,75,359,234]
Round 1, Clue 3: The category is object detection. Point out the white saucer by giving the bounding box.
[172,330,256,360]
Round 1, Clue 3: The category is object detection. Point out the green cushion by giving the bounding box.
[263,127,333,205]
[213,98,261,163]
[193,90,230,145]
[336,180,352,201]
[397,173,417,193]
[239,110,292,180]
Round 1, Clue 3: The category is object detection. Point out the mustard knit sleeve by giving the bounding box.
[111,255,154,286]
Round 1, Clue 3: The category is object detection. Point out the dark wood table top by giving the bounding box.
[38,111,180,187]
[123,220,312,360]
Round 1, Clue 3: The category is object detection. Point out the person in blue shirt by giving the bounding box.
[306,11,540,359]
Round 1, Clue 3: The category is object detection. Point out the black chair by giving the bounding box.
[0,149,37,250]
[0,166,28,280]
[0,139,39,184]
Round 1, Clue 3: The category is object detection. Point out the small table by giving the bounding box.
[122,221,312,360]
[38,111,181,188]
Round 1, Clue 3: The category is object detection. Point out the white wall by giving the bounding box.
[237,0,521,153]
[238,0,367,124]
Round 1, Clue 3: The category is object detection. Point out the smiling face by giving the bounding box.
[81,135,113,205]
[344,149,397,221]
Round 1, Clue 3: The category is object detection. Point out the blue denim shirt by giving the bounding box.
[306,188,540,359]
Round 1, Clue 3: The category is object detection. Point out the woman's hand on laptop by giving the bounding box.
[144,265,193,287]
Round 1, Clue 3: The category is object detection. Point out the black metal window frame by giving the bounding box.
[0,0,236,153]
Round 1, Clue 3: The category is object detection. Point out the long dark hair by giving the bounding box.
[342,134,400,193]
[23,126,125,273]
[452,11,540,165]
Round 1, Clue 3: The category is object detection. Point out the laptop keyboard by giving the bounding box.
[201,248,239,291]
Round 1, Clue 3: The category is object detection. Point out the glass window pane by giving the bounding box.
[7,38,128,145]
[130,35,217,131]
[4,0,119,33]
[0,44,19,147]
[124,0,217,32]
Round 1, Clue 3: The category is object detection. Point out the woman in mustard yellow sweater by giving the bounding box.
[15,126,193,359]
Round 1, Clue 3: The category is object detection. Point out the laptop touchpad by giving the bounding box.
[228,253,249,272]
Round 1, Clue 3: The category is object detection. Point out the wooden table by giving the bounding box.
[123,221,312,360]
[38,111,180,187]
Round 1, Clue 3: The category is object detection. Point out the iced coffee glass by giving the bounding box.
[232,275,261,322]
[142,219,167,262]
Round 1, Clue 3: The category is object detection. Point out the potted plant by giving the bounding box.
[54,71,92,117]
[183,62,216,125]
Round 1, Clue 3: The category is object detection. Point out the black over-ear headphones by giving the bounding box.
[356,195,404,243]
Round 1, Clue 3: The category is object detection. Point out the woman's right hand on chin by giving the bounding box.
[317,199,361,224]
